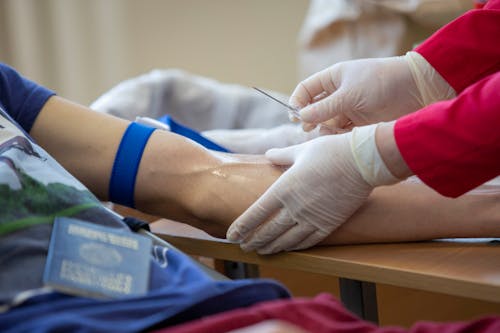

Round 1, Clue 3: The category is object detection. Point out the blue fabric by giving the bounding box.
[0,63,55,132]
[109,122,156,207]
[158,115,231,152]
[0,245,290,333]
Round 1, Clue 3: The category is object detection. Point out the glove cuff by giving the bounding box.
[350,124,400,187]
[405,51,456,106]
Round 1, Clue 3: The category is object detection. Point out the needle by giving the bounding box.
[252,87,302,120]
[252,86,354,134]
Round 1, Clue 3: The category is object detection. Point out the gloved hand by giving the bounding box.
[290,51,456,132]
[226,123,400,254]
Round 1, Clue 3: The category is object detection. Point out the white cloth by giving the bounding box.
[91,69,289,131]
[91,70,318,154]
[298,0,471,79]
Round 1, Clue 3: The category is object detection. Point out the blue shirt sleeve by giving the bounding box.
[0,63,55,132]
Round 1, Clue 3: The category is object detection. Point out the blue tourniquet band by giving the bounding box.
[157,115,231,153]
[109,122,156,208]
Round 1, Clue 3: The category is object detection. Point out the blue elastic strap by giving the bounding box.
[157,115,231,153]
[109,122,156,208]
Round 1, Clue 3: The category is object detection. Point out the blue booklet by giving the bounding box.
[43,217,152,299]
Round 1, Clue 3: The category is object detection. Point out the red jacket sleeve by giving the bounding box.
[394,72,500,197]
[414,0,500,93]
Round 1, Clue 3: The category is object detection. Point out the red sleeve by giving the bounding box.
[414,0,500,93]
[394,71,500,197]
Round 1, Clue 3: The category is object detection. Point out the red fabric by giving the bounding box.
[396,0,500,196]
[154,293,500,333]
[414,0,500,93]
[395,72,500,197]
[155,293,387,333]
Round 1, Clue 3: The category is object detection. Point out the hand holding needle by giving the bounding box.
[252,87,353,134]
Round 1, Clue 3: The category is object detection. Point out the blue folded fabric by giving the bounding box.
[158,115,231,153]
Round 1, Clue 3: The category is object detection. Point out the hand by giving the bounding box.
[226,133,369,254]
[290,52,455,132]
[226,124,401,254]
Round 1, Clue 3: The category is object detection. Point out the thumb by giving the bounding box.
[265,144,302,166]
[300,89,347,124]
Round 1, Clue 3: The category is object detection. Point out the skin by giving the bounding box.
[30,96,500,243]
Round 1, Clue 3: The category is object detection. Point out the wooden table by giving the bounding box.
[151,220,500,323]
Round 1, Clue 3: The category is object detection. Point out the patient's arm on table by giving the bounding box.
[322,182,500,245]
[144,152,500,244]
[30,96,500,244]
[29,96,281,236]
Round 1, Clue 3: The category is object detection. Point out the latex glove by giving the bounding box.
[226,124,400,254]
[201,124,320,154]
[290,51,456,132]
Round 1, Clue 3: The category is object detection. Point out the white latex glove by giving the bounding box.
[226,124,400,254]
[290,51,456,132]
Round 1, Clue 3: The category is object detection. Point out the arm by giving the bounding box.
[393,72,500,197]
[150,179,500,245]
[29,96,282,237]
[29,96,500,245]
[322,181,500,245]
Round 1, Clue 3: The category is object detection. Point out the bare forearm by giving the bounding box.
[322,182,500,245]
[29,96,280,234]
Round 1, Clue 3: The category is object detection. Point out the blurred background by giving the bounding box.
[0,0,471,106]
[0,0,309,105]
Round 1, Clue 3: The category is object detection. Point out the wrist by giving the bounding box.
[374,121,413,180]
[350,123,402,187]
[405,51,456,106]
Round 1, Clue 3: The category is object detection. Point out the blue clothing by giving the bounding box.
[0,63,54,132]
[0,63,290,332]
[1,247,288,333]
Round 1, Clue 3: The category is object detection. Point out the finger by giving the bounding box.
[226,189,282,242]
[343,119,355,131]
[288,112,301,123]
[331,113,352,129]
[302,122,317,132]
[319,114,353,135]
[319,125,336,136]
[265,145,301,166]
[298,90,342,124]
[256,223,317,255]
[312,91,329,103]
[240,209,294,252]
[289,68,337,108]
[288,229,330,251]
